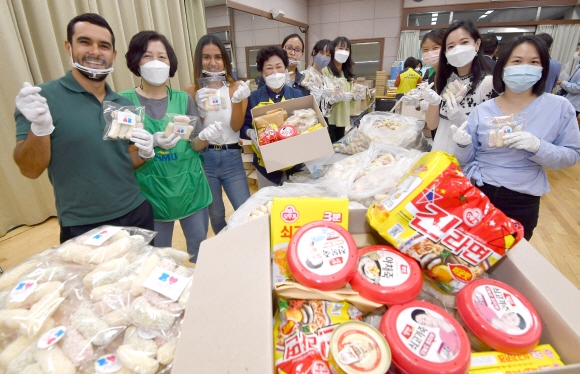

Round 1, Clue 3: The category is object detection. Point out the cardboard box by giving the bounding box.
[250,95,334,173]
[173,209,580,373]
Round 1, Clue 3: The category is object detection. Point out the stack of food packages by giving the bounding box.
[254,108,324,146]
[334,111,430,155]
[0,226,193,374]
[263,152,562,374]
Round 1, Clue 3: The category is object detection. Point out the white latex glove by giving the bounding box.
[354,92,365,101]
[195,87,211,117]
[421,85,442,106]
[15,82,54,136]
[131,128,155,159]
[310,86,322,100]
[232,80,251,103]
[450,121,472,147]
[246,128,259,149]
[320,87,334,98]
[503,132,541,153]
[342,92,354,102]
[401,95,420,107]
[153,132,180,150]
[199,122,223,143]
[446,95,467,125]
[419,100,429,113]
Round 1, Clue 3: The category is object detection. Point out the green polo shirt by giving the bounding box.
[15,70,145,227]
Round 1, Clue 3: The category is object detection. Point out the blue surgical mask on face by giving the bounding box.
[503,65,543,93]
[314,54,330,69]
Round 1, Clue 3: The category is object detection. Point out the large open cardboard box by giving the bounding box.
[250,95,334,173]
[173,209,580,373]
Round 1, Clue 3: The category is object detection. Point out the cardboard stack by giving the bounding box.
[375,70,387,97]
[240,139,257,182]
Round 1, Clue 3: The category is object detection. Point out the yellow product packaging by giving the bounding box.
[469,344,560,371]
[273,298,362,374]
[304,123,324,133]
[469,360,565,373]
[271,197,349,285]
[366,151,523,294]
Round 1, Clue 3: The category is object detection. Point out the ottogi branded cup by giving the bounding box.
[277,124,298,140]
[329,321,392,374]
[379,300,471,374]
[455,278,542,354]
[287,221,358,291]
[350,246,422,306]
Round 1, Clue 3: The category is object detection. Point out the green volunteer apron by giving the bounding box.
[119,88,212,221]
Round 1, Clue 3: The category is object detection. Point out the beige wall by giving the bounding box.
[403,0,498,8]
[205,5,230,28]
[227,0,308,24]
[232,10,306,78]
[307,0,403,73]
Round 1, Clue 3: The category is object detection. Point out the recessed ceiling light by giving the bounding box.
[485,10,494,14]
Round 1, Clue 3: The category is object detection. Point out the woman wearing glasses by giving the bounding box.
[257,34,310,96]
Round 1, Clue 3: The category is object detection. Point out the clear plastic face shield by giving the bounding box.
[70,53,114,81]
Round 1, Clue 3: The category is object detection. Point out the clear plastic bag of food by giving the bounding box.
[55,226,156,265]
[282,108,319,134]
[198,76,228,112]
[103,101,145,140]
[351,83,367,101]
[442,74,468,103]
[162,113,197,141]
[300,66,323,90]
[485,112,526,149]
[359,111,430,152]
[333,127,372,154]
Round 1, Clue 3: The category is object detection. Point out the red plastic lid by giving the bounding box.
[379,300,471,374]
[287,221,358,291]
[350,246,423,306]
[278,124,298,140]
[456,278,542,354]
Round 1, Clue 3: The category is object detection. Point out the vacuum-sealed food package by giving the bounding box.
[103,102,145,140]
[162,114,197,141]
[197,76,228,112]
[486,113,525,149]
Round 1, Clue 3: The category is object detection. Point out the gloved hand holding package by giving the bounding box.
[103,102,145,140]
[366,151,524,294]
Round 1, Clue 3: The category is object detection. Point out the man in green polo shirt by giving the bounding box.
[13,13,155,243]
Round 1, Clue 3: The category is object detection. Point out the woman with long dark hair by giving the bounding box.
[422,20,494,153]
[323,36,356,142]
[184,34,251,235]
[452,36,580,239]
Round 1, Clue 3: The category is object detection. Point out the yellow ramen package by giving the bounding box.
[271,197,349,285]
[469,344,561,371]
[469,360,565,373]
[273,298,362,374]
[366,152,523,294]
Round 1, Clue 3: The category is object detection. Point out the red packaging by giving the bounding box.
[367,152,524,294]
[456,278,542,354]
[379,300,471,374]
[258,124,279,145]
[278,124,298,140]
[350,246,422,306]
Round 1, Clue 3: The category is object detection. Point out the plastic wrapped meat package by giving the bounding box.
[102,101,145,140]
[0,226,191,374]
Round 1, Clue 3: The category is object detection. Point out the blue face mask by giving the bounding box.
[314,54,331,69]
[503,65,543,93]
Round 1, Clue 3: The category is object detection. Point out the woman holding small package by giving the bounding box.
[423,20,494,154]
[322,36,358,143]
[303,39,336,111]
[184,35,251,235]
[120,31,220,262]
[241,46,303,189]
[452,36,580,240]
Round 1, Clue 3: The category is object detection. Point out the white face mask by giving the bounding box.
[334,50,350,64]
[202,69,226,76]
[140,60,170,86]
[265,72,286,90]
[70,54,114,81]
[446,45,477,68]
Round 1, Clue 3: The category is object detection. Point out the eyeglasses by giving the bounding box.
[284,45,303,55]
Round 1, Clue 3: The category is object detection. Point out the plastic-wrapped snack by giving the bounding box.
[198,76,227,112]
[282,108,319,134]
[300,66,323,90]
[0,318,55,372]
[273,298,362,374]
[351,83,367,101]
[71,307,124,346]
[82,258,130,289]
[486,112,525,149]
[367,151,524,294]
[442,75,468,103]
[55,226,155,265]
[333,128,371,154]
[163,114,197,141]
[103,101,145,140]
[359,111,430,152]
[258,123,279,145]
[0,260,39,292]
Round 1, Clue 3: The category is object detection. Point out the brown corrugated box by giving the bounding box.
[250,95,334,173]
[172,209,580,373]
